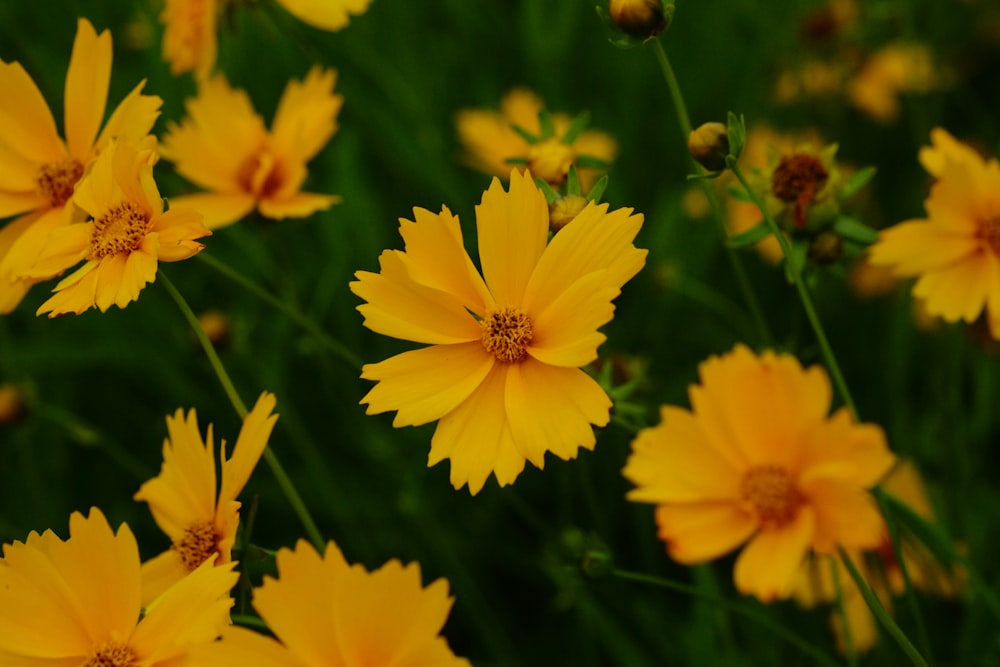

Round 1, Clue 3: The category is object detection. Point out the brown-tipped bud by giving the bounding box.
[609,0,666,39]
[549,194,589,232]
[807,230,844,265]
[688,122,730,172]
[0,384,27,424]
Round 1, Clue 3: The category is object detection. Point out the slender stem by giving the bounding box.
[613,568,845,667]
[829,556,858,667]
[727,160,859,419]
[839,548,930,667]
[159,271,326,552]
[650,39,773,347]
[196,252,364,372]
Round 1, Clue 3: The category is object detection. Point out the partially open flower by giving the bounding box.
[608,0,667,39]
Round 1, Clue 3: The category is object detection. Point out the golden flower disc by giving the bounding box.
[978,215,1000,255]
[740,464,803,528]
[481,307,533,363]
[90,201,152,259]
[36,158,84,207]
[527,138,575,185]
[175,520,219,571]
[84,641,138,667]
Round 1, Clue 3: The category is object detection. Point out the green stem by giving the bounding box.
[829,556,858,667]
[727,160,858,419]
[196,252,363,372]
[612,568,844,667]
[839,548,930,667]
[159,271,326,552]
[650,39,773,347]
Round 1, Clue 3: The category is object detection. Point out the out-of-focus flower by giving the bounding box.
[188,539,471,667]
[161,0,220,78]
[688,121,729,172]
[0,507,237,667]
[162,67,342,230]
[623,344,895,602]
[351,170,645,494]
[25,140,209,317]
[134,392,278,605]
[455,88,617,188]
[794,460,961,653]
[0,383,26,423]
[274,0,374,31]
[849,253,901,299]
[847,42,939,123]
[0,18,161,313]
[774,60,848,106]
[799,0,858,43]
[869,128,1000,338]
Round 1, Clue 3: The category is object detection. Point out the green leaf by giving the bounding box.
[576,155,610,170]
[566,165,582,196]
[510,123,538,144]
[534,178,561,204]
[840,165,877,199]
[726,111,746,161]
[586,174,609,203]
[833,216,880,245]
[686,170,724,182]
[726,220,771,248]
[538,109,555,140]
[561,110,591,145]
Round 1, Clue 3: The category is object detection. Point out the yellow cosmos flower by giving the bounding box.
[24,140,209,317]
[869,128,1000,338]
[794,460,961,654]
[351,170,646,494]
[622,344,895,601]
[161,0,219,78]
[0,507,237,667]
[275,0,374,31]
[0,17,160,313]
[189,539,470,667]
[455,88,617,188]
[162,68,342,230]
[134,392,278,605]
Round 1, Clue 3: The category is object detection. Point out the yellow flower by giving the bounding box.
[622,344,895,601]
[869,128,1000,338]
[0,507,237,667]
[794,460,961,653]
[161,0,219,78]
[134,392,278,605]
[25,140,209,317]
[350,170,646,494]
[847,42,938,124]
[0,17,161,313]
[162,68,342,229]
[275,0,374,31]
[189,538,470,667]
[455,88,617,188]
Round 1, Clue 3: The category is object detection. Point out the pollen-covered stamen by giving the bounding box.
[527,138,575,185]
[90,201,151,259]
[36,159,84,207]
[772,153,828,227]
[84,641,138,667]
[977,215,1000,255]
[740,464,804,529]
[481,307,533,363]
[174,520,220,571]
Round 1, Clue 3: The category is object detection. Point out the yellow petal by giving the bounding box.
[93,254,128,312]
[37,261,101,317]
[16,216,90,280]
[802,479,884,553]
[919,127,984,177]
[152,208,210,261]
[360,342,495,427]
[275,0,373,31]
[167,192,256,231]
[733,507,816,601]
[190,625,301,667]
[351,250,482,345]
[429,364,524,494]
[797,409,895,488]
[94,80,162,156]
[258,191,340,220]
[912,249,991,322]
[868,219,978,275]
[114,243,159,309]
[475,171,548,306]
[139,549,189,609]
[624,406,742,504]
[504,358,610,466]
[653,502,757,564]
[454,108,527,178]
[526,269,616,367]
[218,392,278,506]
[0,61,64,164]
[64,18,111,162]
[72,137,118,219]
[270,67,341,163]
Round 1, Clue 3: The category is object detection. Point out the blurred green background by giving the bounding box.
[2,0,1000,664]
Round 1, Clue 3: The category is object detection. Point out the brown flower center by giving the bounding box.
[740,464,804,529]
[36,159,84,208]
[527,138,575,185]
[84,642,138,667]
[236,149,283,199]
[978,215,1000,255]
[175,520,220,571]
[772,153,828,227]
[481,307,533,363]
[90,202,151,259]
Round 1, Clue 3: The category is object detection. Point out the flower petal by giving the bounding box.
[912,249,991,322]
[138,549,189,609]
[802,478,885,553]
[167,192,256,231]
[275,0,373,31]
[94,80,162,156]
[64,18,111,162]
[0,61,64,164]
[653,502,757,564]
[16,215,90,280]
[797,409,895,488]
[868,219,979,275]
[526,269,616,367]
[733,507,816,601]
[218,392,278,507]
[258,191,340,220]
[37,261,101,317]
[269,67,341,163]
[191,625,300,667]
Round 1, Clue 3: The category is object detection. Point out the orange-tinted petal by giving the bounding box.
[64,18,111,162]
[167,192,256,230]
[94,80,162,156]
[802,479,884,553]
[869,219,979,275]
[258,191,340,220]
[218,392,278,506]
[912,249,991,322]
[733,507,816,601]
[139,549,189,608]
[270,67,341,163]
[526,269,616,367]
[797,409,895,488]
[275,0,373,31]
[0,61,64,164]
[37,261,100,317]
[192,625,302,667]
[654,502,757,564]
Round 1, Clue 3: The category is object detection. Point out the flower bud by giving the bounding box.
[608,0,667,39]
[549,194,589,232]
[688,122,730,172]
[0,384,26,424]
[807,230,844,264]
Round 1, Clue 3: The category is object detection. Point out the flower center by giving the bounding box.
[83,642,137,667]
[527,138,575,185]
[175,520,220,571]
[36,159,84,208]
[978,215,1000,255]
[772,153,828,227]
[236,149,283,199]
[549,194,588,232]
[90,202,151,259]
[740,464,803,529]
[481,307,533,363]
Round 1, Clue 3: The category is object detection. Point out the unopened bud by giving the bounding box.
[197,310,232,350]
[609,0,667,39]
[688,122,730,172]
[807,230,844,264]
[549,194,589,232]
[0,384,26,424]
